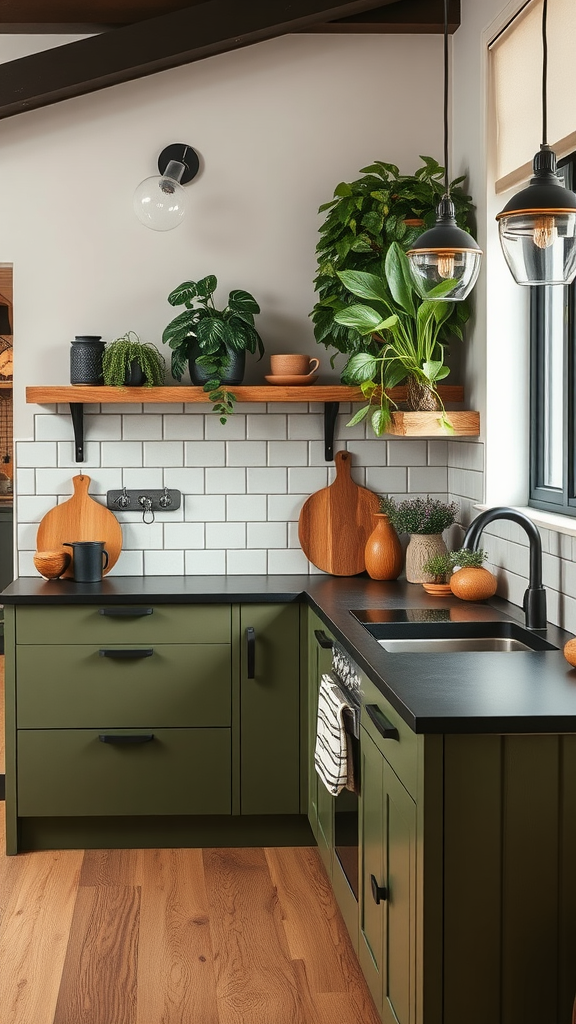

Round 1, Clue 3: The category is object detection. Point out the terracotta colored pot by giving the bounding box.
[450,567,498,602]
[422,582,452,597]
[364,513,403,580]
[405,533,447,584]
[33,549,71,579]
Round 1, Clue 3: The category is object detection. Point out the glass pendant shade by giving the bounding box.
[496,147,576,285]
[133,159,187,231]
[407,197,483,300]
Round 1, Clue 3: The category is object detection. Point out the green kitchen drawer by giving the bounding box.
[17,644,231,728]
[360,671,419,800]
[15,604,231,646]
[17,728,231,816]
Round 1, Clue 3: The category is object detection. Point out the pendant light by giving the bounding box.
[407,0,482,301]
[496,0,576,286]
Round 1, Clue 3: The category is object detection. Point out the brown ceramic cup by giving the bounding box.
[270,354,320,376]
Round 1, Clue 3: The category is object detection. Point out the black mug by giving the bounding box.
[63,541,109,583]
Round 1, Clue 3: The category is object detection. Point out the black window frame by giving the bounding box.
[529,153,576,516]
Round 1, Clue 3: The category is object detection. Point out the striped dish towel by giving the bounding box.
[314,674,355,796]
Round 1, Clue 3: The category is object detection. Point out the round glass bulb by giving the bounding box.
[498,211,576,285]
[133,171,187,231]
[408,249,482,301]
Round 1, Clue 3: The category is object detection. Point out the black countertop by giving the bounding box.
[3,574,576,735]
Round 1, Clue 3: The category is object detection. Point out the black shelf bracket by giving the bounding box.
[324,402,339,461]
[69,403,84,462]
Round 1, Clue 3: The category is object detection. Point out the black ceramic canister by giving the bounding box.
[70,335,105,385]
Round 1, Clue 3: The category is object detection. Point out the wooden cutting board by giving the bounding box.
[298,450,380,575]
[36,474,122,579]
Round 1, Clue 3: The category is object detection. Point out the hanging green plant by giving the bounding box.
[102,331,165,387]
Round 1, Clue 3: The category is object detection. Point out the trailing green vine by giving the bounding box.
[102,331,165,387]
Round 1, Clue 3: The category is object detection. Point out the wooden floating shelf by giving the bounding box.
[26,384,465,405]
[0,381,12,390]
[25,384,478,461]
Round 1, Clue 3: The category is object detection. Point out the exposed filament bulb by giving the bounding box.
[533,215,557,249]
[437,253,456,279]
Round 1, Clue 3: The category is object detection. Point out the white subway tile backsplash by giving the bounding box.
[447,467,483,503]
[308,441,345,466]
[84,415,123,441]
[57,441,101,469]
[345,440,386,467]
[226,441,267,467]
[123,467,164,489]
[267,548,310,574]
[288,415,323,440]
[271,403,309,414]
[184,441,225,467]
[247,467,287,493]
[185,549,226,575]
[35,414,75,441]
[164,522,205,549]
[164,467,204,493]
[427,440,448,466]
[108,549,144,576]
[185,494,226,522]
[123,414,162,441]
[365,467,407,494]
[121,522,164,549]
[16,442,57,468]
[17,494,58,521]
[335,412,366,440]
[226,494,267,521]
[15,468,35,495]
[268,493,307,522]
[144,441,184,467]
[18,522,39,550]
[388,440,427,466]
[448,440,484,472]
[206,522,246,549]
[164,414,204,440]
[144,549,185,575]
[101,403,142,414]
[248,414,286,440]
[288,467,328,494]
[205,415,245,440]
[408,466,448,493]
[205,467,246,494]
[226,549,267,575]
[102,441,142,467]
[268,441,308,467]
[247,521,286,548]
[143,402,184,415]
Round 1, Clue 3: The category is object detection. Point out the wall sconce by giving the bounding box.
[133,143,200,231]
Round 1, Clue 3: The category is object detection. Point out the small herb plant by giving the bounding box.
[162,274,264,423]
[379,496,459,535]
[102,331,165,387]
[422,548,487,584]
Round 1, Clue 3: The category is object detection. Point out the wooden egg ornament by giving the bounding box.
[33,549,71,579]
[563,638,576,668]
[450,566,498,602]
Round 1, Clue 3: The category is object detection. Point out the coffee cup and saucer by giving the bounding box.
[265,354,320,386]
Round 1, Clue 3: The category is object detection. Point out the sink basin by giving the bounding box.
[350,612,558,653]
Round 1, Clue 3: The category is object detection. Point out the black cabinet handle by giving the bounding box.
[99,734,155,744]
[366,704,399,741]
[99,607,153,617]
[314,629,333,649]
[370,874,388,905]
[246,626,256,679]
[98,649,154,659]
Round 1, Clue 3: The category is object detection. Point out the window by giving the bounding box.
[530,154,576,515]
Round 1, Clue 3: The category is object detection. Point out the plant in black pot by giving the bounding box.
[102,331,165,387]
[162,274,264,422]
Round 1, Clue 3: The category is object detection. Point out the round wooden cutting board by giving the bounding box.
[298,450,380,575]
[36,474,122,579]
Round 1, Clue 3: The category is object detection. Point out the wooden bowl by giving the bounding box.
[422,583,452,597]
[33,549,71,579]
[450,567,498,602]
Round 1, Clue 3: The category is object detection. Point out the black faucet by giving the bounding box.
[462,506,547,630]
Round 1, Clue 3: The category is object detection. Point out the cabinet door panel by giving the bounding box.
[18,728,231,816]
[17,644,231,728]
[16,604,231,645]
[382,760,417,1024]
[240,604,300,815]
[359,728,384,1010]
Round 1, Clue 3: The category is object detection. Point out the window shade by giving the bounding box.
[491,0,576,193]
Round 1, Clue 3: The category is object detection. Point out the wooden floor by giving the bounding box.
[0,657,381,1024]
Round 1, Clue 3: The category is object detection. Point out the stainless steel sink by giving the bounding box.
[350,611,558,653]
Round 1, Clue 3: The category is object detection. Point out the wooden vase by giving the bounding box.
[364,513,403,580]
[450,567,498,601]
[405,533,447,584]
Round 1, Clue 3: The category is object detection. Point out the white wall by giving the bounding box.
[0,32,444,439]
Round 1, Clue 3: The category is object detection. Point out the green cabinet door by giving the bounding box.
[360,727,417,1024]
[239,603,300,815]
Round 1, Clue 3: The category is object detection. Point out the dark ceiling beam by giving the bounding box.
[0,0,401,119]
[306,0,460,33]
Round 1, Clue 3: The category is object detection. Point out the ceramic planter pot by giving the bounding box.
[405,533,448,584]
[364,513,403,580]
[124,360,146,386]
[188,341,245,386]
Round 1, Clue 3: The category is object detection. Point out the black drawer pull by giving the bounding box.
[366,704,399,741]
[370,874,388,905]
[99,734,155,744]
[99,648,154,659]
[246,626,256,679]
[314,629,333,649]
[99,607,153,617]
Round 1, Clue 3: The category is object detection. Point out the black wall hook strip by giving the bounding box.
[324,402,339,461]
[69,403,84,462]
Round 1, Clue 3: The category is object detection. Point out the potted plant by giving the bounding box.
[450,549,497,601]
[379,496,459,583]
[162,274,264,423]
[102,331,165,387]
[311,156,474,361]
[422,548,487,597]
[335,242,464,435]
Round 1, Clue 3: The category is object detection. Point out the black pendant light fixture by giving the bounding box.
[496,0,576,286]
[407,0,482,301]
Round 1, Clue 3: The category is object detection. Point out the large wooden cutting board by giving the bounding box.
[36,474,122,578]
[298,451,379,575]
